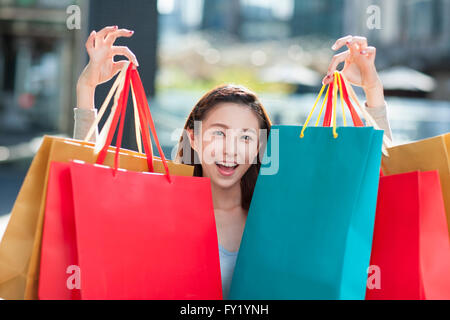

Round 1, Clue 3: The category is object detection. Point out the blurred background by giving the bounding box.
[0,0,450,226]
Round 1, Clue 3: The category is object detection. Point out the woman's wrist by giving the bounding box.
[363,79,385,108]
[76,81,96,110]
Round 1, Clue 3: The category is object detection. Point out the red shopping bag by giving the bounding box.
[366,170,450,300]
[39,62,222,299]
[38,161,81,300]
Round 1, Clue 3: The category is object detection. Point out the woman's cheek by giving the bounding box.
[237,141,259,165]
[201,137,225,165]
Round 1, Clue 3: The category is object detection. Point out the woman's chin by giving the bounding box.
[210,169,243,189]
[212,178,240,189]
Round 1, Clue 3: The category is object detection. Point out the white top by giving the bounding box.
[218,243,238,300]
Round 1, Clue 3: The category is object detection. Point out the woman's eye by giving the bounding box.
[242,135,253,141]
[213,130,225,136]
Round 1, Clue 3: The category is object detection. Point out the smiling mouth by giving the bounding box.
[215,161,239,176]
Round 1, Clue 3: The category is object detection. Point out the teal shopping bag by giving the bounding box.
[229,72,384,300]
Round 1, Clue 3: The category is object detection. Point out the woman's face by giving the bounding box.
[189,103,261,189]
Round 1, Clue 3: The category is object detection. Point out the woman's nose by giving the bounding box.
[224,134,238,157]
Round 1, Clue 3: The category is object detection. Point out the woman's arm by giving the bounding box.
[73,25,138,142]
[73,108,98,142]
[323,35,393,142]
[364,102,393,141]
[364,84,393,141]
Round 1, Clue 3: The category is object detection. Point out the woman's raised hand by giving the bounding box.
[79,25,138,87]
[322,35,384,108]
[76,26,138,109]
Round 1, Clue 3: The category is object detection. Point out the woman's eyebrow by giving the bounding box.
[210,123,229,128]
[209,123,256,133]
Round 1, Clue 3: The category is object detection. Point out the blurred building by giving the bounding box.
[197,0,450,98]
[240,0,292,40]
[159,0,204,36]
[202,0,241,37]
[199,0,293,40]
[344,0,450,68]
[290,0,345,38]
[0,0,81,143]
[0,0,158,151]
[343,0,450,99]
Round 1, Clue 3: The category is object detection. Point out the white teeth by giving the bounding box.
[216,161,237,168]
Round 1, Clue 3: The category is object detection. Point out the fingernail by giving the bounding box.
[114,25,118,29]
[360,50,367,54]
[331,45,336,50]
[129,30,134,34]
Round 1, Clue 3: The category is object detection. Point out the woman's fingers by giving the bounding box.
[94,25,117,48]
[112,60,129,76]
[95,25,118,40]
[348,36,368,51]
[85,30,96,53]
[105,29,134,46]
[112,46,139,66]
[326,35,378,87]
[322,51,350,84]
[361,46,376,57]
[327,51,350,74]
[332,35,368,54]
[331,35,353,51]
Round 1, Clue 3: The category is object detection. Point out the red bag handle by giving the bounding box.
[95,63,172,183]
[130,67,172,183]
[322,80,334,127]
[339,74,364,127]
[322,72,364,127]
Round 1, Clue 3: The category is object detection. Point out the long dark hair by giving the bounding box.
[174,84,272,211]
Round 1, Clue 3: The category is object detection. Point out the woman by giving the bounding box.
[74,26,393,299]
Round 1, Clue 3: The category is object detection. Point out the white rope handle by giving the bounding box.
[79,61,147,155]
[94,63,129,154]
[83,62,129,144]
